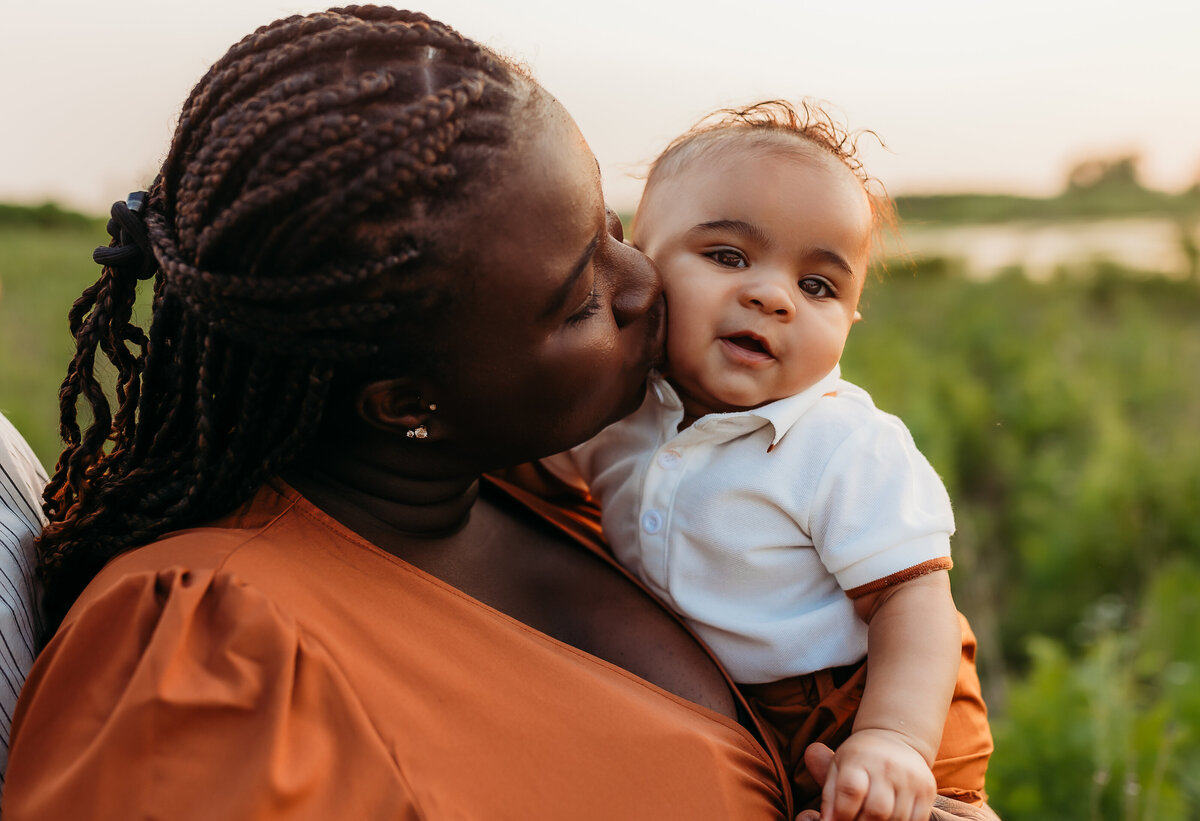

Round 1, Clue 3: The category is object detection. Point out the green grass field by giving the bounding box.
[2,205,1199,817]
[0,219,109,467]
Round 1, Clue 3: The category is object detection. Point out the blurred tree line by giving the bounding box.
[896,152,1200,232]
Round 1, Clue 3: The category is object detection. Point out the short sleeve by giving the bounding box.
[809,413,955,595]
[4,566,419,820]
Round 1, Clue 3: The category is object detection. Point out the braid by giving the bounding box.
[37,6,522,633]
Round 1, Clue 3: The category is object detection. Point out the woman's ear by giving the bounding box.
[355,378,436,435]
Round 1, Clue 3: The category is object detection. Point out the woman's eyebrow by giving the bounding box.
[542,228,603,318]
[687,219,772,248]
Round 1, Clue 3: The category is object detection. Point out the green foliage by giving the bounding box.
[987,561,1200,819]
[843,261,1200,816]
[844,266,1200,666]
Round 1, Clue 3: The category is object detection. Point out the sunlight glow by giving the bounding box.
[2,0,1197,214]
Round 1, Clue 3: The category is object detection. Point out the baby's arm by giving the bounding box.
[817,569,961,821]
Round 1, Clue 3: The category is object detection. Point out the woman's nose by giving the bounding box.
[610,238,662,327]
[740,277,795,318]
[606,210,662,328]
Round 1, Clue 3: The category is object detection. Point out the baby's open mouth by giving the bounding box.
[724,335,770,356]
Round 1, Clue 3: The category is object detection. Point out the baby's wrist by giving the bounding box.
[848,725,936,766]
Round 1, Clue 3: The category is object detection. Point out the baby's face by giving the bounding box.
[633,145,872,419]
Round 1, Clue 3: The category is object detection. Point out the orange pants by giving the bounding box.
[740,613,992,811]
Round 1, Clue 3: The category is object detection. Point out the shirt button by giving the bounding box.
[641,509,663,534]
[657,449,681,469]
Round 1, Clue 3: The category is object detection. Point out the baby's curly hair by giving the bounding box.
[636,99,896,242]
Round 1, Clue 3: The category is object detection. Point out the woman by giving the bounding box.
[6,8,995,819]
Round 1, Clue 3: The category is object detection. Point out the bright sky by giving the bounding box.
[2,0,1198,215]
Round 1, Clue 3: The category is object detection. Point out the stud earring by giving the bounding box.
[406,399,436,440]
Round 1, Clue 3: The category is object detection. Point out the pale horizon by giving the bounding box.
[2,0,1198,216]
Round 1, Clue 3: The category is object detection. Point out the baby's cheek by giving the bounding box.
[664,324,697,369]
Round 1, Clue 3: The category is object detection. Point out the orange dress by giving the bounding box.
[4,479,790,820]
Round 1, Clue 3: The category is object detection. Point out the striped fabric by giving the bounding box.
[0,413,45,784]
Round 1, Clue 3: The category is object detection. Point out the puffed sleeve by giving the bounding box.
[4,567,419,820]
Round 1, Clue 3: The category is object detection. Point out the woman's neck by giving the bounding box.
[284,439,482,546]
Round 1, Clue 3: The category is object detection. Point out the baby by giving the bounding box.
[545,102,992,819]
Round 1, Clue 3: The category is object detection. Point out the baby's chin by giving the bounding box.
[708,381,819,414]
[669,381,783,417]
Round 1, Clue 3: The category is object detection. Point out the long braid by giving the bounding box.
[37,6,522,633]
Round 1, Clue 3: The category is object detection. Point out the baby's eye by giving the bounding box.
[799,277,834,298]
[705,248,748,268]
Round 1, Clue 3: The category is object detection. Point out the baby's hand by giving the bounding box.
[811,729,936,821]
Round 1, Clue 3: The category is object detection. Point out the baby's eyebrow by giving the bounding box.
[687,219,772,248]
[812,248,855,278]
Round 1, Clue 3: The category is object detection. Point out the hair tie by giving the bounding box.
[92,192,158,280]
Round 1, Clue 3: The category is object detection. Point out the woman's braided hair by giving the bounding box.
[38,6,522,631]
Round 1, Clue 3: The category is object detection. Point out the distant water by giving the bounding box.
[890,217,1198,280]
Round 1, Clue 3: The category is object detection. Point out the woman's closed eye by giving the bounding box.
[799,276,836,298]
[567,288,603,324]
[704,247,748,268]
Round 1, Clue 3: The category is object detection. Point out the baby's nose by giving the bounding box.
[740,280,794,318]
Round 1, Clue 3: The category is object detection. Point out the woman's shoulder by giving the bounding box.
[60,481,335,649]
[80,480,329,603]
[24,481,379,758]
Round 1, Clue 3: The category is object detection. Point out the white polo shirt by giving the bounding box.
[546,366,954,684]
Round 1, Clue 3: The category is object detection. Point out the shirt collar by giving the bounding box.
[749,365,842,446]
[649,365,842,449]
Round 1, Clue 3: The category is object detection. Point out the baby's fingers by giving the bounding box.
[905,781,936,821]
[823,761,870,821]
[902,766,935,821]
[855,777,899,821]
[905,792,929,821]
